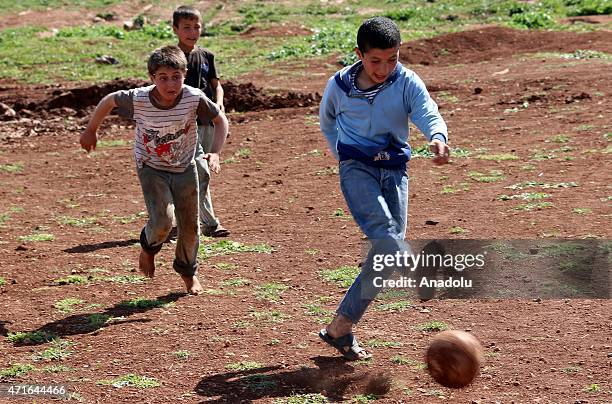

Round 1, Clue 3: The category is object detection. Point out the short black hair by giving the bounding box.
[357,17,401,53]
[173,5,201,27]
[147,45,187,75]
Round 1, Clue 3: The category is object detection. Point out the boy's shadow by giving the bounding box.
[195,356,390,403]
[8,292,184,346]
[62,238,139,254]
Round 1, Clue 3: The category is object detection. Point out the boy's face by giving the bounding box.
[355,46,400,84]
[173,17,202,49]
[150,67,186,104]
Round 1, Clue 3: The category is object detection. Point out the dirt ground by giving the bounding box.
[0,26,611,403]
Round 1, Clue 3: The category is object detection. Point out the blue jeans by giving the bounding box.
[336,159,409,323]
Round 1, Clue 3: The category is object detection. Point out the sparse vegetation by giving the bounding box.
[417,321,450,332]
[97,374,160,388]
[225,361,264,371]
[320,266,360,288]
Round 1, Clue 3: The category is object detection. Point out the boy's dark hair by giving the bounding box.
[147,45,187,75]
[173,5,201,27]
[357,17,401,53]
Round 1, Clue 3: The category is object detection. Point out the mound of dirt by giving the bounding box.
[224,81,320,112]
[0,79,320,120]
[400,26,612,65]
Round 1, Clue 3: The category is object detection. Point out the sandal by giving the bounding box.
[319,328,372,361]
[202,224,230,238]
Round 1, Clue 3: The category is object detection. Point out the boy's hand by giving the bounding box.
[80,129,97,152]
[203,153,221,173]
[429,139,450,165]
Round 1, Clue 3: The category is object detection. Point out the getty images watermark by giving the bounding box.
[371,248,486,289]
[359,239,610,300]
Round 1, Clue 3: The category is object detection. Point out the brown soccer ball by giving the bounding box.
[425,330,484,388]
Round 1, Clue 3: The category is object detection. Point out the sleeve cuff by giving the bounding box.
[431,133,447,144]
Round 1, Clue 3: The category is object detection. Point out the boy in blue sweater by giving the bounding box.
[318,17,449,360]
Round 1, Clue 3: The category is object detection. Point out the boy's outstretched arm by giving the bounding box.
[203,111,229,174]
[80,93,118,152]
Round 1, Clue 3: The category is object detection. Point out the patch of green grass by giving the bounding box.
[366,339,402,348]
[320,265,360,288]
[113,211,146,224]
[54,274,90,285]
[268,338,281,346]
[0,163,23,173]
[449,226,468,234]
[547,134,571,143]
[515,202,554,211]
[53,298,85,313]
[0,277,6,286]
[332,207,350,220]
[254,282,289,302]
[239,373,278,392]
[352,394,379,403]
[268,22,356,65]
[0,363,35,378]
[510,10,555,28]
[86,313,123,328]
[274,393,330,403]
[468,170,504,182]
[57,215,99,227]
[540,242,586,258]
[374,300,413,312]
[417,321,449,332]
[18,233,54,242]
[583,383,600,393]
[236,148,252,158]
[213,262,239,271]
[377,289,410,300]
[199,240,272,259]
[117,297,174,310]
[498,192,551,201]
[531,150,558,161]
[173,350,192,360]
[560,49,612,60]
[32,339,73,361]
[97,374,160,388]
[225,361,264,371]
[41,364,75,373]
[6,331,57,344]
[251,310,290,323]
[561,365,581,373]
[476,153,519,161]
[390,355,427,370]
[572,208,592,214]
[220,278,251,287]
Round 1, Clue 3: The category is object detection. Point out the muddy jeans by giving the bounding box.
[194,124,220,228]
[137,162,200,277]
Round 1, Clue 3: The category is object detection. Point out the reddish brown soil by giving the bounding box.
[0,26,611,403]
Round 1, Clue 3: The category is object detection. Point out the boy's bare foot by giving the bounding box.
[139,249,155,278]
[181,275,203,295]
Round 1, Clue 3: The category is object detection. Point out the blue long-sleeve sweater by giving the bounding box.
[319,61,448,168]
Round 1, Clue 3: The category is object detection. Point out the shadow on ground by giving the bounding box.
[194,356,392,403]
[6,292,185,346]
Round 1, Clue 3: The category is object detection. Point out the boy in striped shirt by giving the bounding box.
[80,45,229,294]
